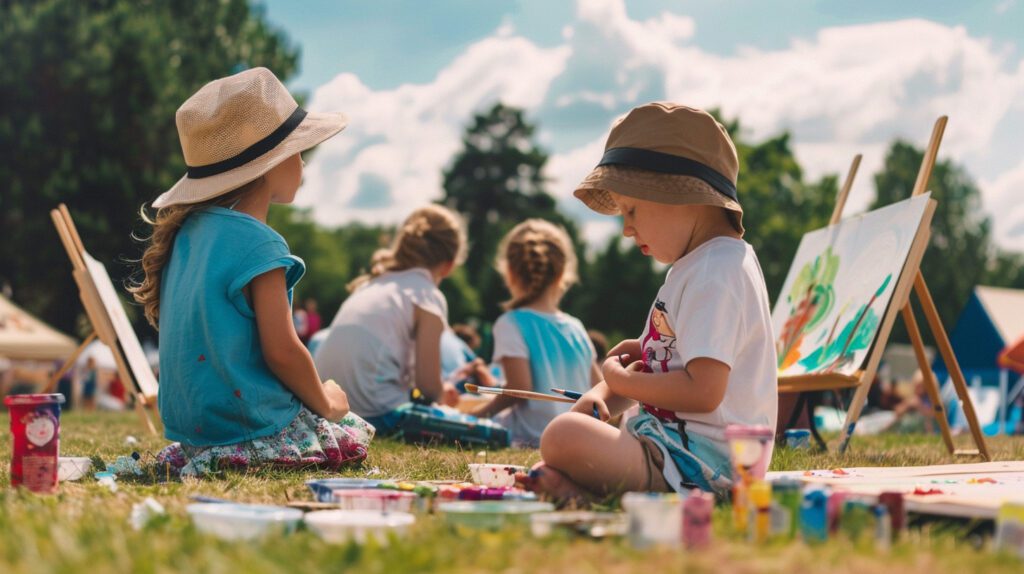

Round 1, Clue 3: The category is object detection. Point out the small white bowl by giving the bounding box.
[186,503,303,541]
[58,457,93,482]
[330,489,418,513]
[468,463,526,488]
[305,510,415,545]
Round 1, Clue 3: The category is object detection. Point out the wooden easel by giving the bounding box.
[779,117,990,460]
[45,204,159,435]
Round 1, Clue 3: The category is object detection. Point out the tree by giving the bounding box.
[0,0,300,338]
[441,102,582,321]
[871,141,996,334]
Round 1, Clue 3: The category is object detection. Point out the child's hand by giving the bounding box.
[607,338,641,362]
[322,379,350,422]
[441,382,460,407]
[571,393,610,421]
[601,354,643,393]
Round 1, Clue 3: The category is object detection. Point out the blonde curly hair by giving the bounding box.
[497,219,577,310]
[347,204,467,292]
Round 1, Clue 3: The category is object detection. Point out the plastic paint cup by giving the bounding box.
[621,492,683,548]
[877,491,905,537]
[468,463,527,488]
[783,428,811,450]
[186,503,303,541]
[800,488,829,544]
[4,394,65,493]
[682,489,714,549]
[724,425,774,484]
[770,478,802,540]
[994,502,1024,558]
[305,478,382,502]
[304,510,415,545]
[330,489,418,513]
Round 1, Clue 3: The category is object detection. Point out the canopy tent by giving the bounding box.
[933,286,1024,387]
[0,293,77,361]
[1000,335,1024,375]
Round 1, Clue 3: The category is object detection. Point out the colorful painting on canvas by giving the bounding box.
[772,193,931,377]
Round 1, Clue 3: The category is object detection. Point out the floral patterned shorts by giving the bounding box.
[157,408,375,476]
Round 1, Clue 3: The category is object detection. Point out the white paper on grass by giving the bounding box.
[82,252,159,397]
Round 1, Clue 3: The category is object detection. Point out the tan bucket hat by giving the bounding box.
[152,67,348,208]
[574,102,743,235]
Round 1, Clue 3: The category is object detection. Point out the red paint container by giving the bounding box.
[4,394,65,493]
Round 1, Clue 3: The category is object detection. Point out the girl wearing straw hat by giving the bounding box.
[130,67,374,476]
[528,103,778,500]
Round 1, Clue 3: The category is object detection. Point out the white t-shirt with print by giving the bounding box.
[314,268,447,418]
[637,237,777,445]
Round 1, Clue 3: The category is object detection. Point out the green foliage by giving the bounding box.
[0,0,300,339]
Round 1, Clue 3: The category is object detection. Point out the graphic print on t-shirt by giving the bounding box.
[642,300,677,373]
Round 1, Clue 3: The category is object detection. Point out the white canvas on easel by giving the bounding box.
[47,204,159,433]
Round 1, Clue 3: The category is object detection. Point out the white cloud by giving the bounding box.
[300,0,1024,254]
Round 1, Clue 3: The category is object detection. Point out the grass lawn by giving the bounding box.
[1,411,1023,573]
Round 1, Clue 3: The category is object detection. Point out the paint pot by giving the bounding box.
[304,510,415,545]
[770,478,802,540]
[873,504,892,551]
[437,500,555,531]
[305,478,382,502]
[4,394,65,493]
[468,463,527,488]
[827,490,848,534]
[877,491,905,539]
[840,499,874,544]
[994,502,1024,558]
[732,480,749,535]
[57,457,93,482]
[331,489,418,513]
[621,491,683,548]
[724,425,774,484]
[749,480,772,543]
[783,429,811,450]
[800,488,829,544]
[682,489,714,549]
[186,503,303,541]
[530,511,628,538]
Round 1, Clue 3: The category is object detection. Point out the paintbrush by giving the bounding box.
[550,388,601,419]
[463,383,575,403]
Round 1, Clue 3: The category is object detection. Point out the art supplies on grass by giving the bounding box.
[304,510,416,545]
[621,492,683,548]
[550,387,600,419]
[395,403,511,448]
[57,457,92,482]
[331,489,418,513]
[784,429,812,450]
[683,490,714,549]
[725,424,774,483]
[306,478,383,503]
[186,503,303,541]
[530,511,628,538]
[437,501,554,531]
[468,463,527,488]
[4,393,65,493]
[995,502,1024,558]
[463,383,574,403]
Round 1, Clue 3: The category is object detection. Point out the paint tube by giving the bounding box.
[749,480,771,543]
[840,499,873,544]
[877,491,905,541]
[732,481,749,535]
[873,504,892,552]
[682,489,713,549]
[800,488,829,544]
[994,502,1024,559]
[770,478,801,540]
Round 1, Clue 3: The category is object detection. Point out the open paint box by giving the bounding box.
[186,503,303,541]
[331,489,418,513]
[437,500,554,530]
[304,510,416,545]
[467,463,527,488]
[306,478,382,502]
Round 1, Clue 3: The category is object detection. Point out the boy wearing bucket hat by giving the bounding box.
[531,103,777,499]
[130,67,373,475]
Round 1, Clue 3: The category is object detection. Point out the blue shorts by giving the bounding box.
[627,411,733,496]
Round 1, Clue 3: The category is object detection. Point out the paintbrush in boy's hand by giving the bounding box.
[463,383,575,403]
[550,388,601,420]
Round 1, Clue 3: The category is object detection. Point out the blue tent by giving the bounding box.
[933,286,1024,387]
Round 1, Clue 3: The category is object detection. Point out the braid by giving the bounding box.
[498,219,578,310]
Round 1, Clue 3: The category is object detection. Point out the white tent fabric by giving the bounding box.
[0,294,77,360]
[975,286,1024,343]
[75,339,118,371]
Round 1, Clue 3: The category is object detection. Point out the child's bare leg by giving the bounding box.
[539,412,649,496]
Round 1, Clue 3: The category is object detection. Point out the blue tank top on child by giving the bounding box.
[158,207,305,447]
[493,309,594,446]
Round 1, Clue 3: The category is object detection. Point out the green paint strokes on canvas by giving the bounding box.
[797,273,893,373]
[777,246,840,369]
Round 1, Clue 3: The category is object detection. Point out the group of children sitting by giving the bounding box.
[131,67,778,501]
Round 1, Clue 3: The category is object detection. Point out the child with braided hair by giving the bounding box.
[314,205,465,432]
[470,219,601,447]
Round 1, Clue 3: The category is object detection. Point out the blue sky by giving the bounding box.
[260,0,1024,251]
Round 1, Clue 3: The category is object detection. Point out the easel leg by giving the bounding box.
[837,381,873,454]
[901,303,956,453]
[805,392,827,451]
[43,332,97,394]
[913,274,990,460]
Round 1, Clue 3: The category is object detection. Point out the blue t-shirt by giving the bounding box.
[158,207,305,447]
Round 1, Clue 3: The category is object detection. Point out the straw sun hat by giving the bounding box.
[574,102,744,235]
[152,67,348,208]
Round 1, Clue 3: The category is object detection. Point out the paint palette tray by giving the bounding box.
[468,463,527,487]
[395,403,511,448]
[304,510,415,545]
[530,511,628,538]
[437,500,554,531]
